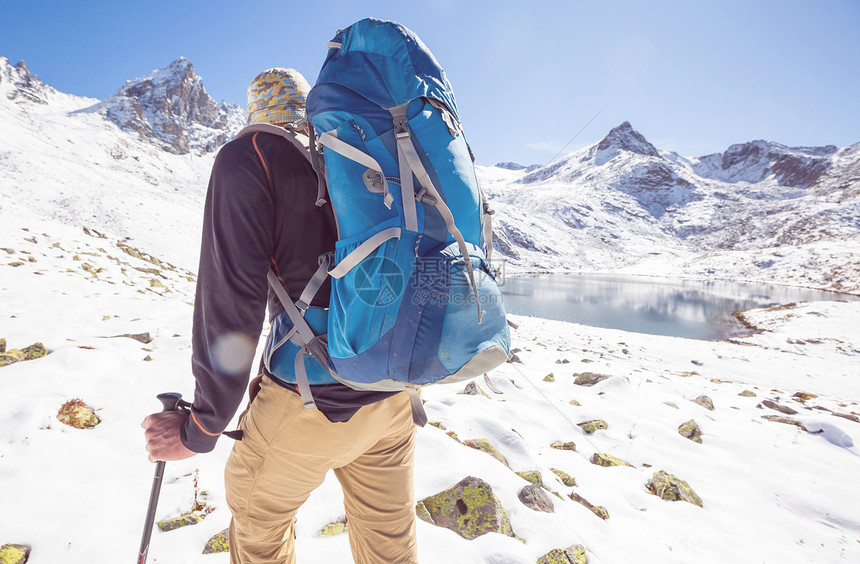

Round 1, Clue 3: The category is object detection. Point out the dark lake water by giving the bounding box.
[499,274,859,340]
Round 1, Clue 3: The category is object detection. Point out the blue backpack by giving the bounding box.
[262,18,510,425]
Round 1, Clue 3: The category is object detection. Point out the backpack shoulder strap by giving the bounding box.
[236,123,311,163]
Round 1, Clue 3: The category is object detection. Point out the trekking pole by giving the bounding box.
[137,392,188,564]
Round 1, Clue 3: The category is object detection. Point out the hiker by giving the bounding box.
[141,68,419,563]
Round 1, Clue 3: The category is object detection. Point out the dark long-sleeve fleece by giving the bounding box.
[181,131,394,453]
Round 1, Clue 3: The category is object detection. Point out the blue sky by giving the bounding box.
[2,0,858,166]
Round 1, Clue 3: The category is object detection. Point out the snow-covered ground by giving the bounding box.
[1,208,858,563]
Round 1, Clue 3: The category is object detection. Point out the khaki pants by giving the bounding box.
[225,376,418,564]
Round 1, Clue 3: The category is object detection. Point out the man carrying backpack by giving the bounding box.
[142,68,419,564]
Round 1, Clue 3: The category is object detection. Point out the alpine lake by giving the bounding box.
[498,273,860,341]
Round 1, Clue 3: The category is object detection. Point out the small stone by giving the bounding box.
[516,470,543,487]
[555,359,570,364]
[518,484,554,513]
[0,544,30,564]
[543,373,556,382]
[20,343,46,360]
[550,441,577,452]
[57,398,100,429]
[550,468,576,487]
[202,529,229,554]
[0,338,5,353]
[446,430,461,443]
[678,420,703,443]
[761,415,803,427]
[506,352,523,364]
[647,471,703,507]
[573,372,611,386]
[590,453,632,468]
[319,520,348,536]
[536,544,587,564]
[463,438,508,467]
[143,355,153,361]
[419,476,514,540]
[460,382,489,398]
[761,400,798,415]
[109,332,152,344]
[664,401,679,409]
[428,421,447,431]
[693,395,715,411]
[569,492,609,520]
[738,390,757,397]
[792,392,818,402]
[577,420,607,434]
[568,399,581,406]
[157,512,206,531]
[150,278,165,288]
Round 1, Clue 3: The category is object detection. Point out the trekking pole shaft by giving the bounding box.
[137,392,183,564]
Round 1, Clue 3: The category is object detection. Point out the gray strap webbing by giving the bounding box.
[318,131,394,209]
[296,254,332,312]
[406,387,427,427]
[389,105,419,232]
[328,227,401,279]
[393,128,483,322]
[266,269,325,410]
[483,373,503,394]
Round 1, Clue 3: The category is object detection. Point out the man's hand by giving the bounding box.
[141,411,197,463]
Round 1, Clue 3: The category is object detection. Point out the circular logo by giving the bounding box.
[354,257,404,307]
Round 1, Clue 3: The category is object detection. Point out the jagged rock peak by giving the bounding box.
[597,121,659,157]
[102,57,244,155]
[0,54,55,104]
[495,162,542,172]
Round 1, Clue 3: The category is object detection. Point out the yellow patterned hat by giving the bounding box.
[246,68,311,125]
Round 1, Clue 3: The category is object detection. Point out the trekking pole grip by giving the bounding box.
[157,392,183,413]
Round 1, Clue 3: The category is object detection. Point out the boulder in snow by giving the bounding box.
[463,438,508,467]
[518,484,554,513]
[418,476,515,540]
[693,395,715,411]
[57,398,100,429]
[202,529,229,554]
[647,471,703,507]
[678,420,703,443]
[0,544,30,564]
[573,373,611,386]
[536,544,587,564]
[590,453,632,468]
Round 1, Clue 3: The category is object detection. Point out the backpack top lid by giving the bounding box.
[307,18,459,133]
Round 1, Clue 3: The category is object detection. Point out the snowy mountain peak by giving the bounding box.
[0,54,57,104]
[101,57,244,155]
[596,121,659,158]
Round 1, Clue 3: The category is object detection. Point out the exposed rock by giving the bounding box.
[569,399,581,406]
[693,395,715,411]
[555,359,570,364]
[57,398,100,429]
[550,468,577,487]
[550,441,577,451]
[569,492,609,520]
[0,342,47,367]
[202,529,229,554]
[428,421,447,431]
[792,392,818,402]
[20,343,46,360]
[415,501,434,524]
[577,420,607,435]
[0,544,30,564]
[0,338,5,353]
[516,470,543,487]
[518,484,554,513]
[678,420,703,443]
[419,476,515,540]
[319,520,348,536]
[761,415,804,427]
[761,400,798,415]
[536,544,587,564]
[460,382,490,398]
[664,401,679,409]
[833,412,860,423]
[647,471,703,507]
[543,373,556,382]
[506,352,523,364]
[0,350,24,367]
[108,332,152,344]
[738,390,757,397]
[463,438,508,467]
[573,372,611,386]
[590,453,632,468]
[157,511,206,531]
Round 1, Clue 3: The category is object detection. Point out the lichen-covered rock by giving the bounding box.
[569,399,581,406]
[157,511,206,531]
[319,520,347,536]
[543,373,556,382]
[761,415,803,427]
[550,441,577,451]
[0,350,24,367]
[0,544,30,564]
[428,421,447,431]
[678,420,702,443]
[518,484,554,513]
[693,395,715,410]
[460,382,490,398]
[419,476,514,540]
[202,529,229,554]
[590,453,632,468]
[738,390,757,397]
[446,430,462,443]
[516,470,543,487]
[647,471,703,507]
[577,420,607,435]
[550,468,577,487]
[569,492,609,520]
[57,398,100,429]
[463,438,508,467]
[416,501,434,524]
[536,544,586,564]
[573,372,611,386]
[0,338,5,353]
[0,342,47,367]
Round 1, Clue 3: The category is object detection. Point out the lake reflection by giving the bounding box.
[499,274,858,340]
